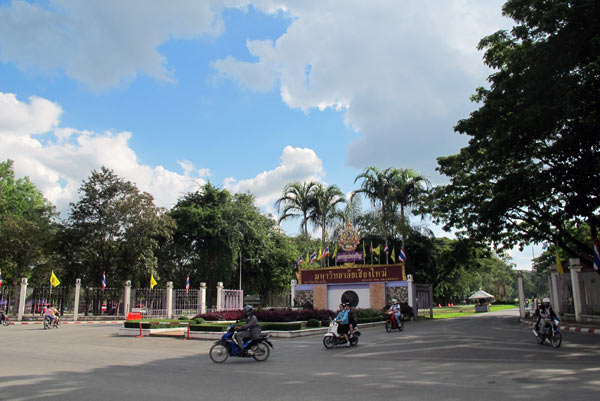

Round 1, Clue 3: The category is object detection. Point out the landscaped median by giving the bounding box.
[118,310,388,339]
[431,304,518,319]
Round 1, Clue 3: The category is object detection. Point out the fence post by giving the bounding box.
[17,278,28,321]
[123,280,131,318]
[166,281,173,319]
[569,259,583,323]
[73,279,81,321]
[216,282,223,311]
[290,279,297,308]
[407,274,416,318]
[199,282,206,314]
[549,266,561,314]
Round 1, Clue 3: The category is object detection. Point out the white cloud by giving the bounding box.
[0,92,207,214]
[0,0,227,89]
[224,145,324,213]
[213,0,513,176]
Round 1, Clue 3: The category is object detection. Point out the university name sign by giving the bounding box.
[300,264,406,284]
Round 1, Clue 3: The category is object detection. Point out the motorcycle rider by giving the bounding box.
[43,303,56,325]
[235,305,261,353]
[535,297,557,335]
[346,303,357,338]
[388,299,402,328]
[335,303,350,347]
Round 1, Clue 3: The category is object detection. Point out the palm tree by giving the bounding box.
[387,168,431,246]
[275,181,317,255]
[352,167,395,243]
[308,183,346,265]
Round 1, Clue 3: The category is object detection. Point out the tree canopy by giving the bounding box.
[432,0,600,264]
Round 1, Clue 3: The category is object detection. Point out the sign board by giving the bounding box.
[300,264,406,284]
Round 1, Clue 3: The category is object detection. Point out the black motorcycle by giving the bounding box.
[533,317,562,348]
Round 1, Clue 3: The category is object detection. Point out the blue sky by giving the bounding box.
[0,0,540,268]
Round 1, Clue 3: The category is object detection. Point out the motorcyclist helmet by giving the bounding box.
[542,297,550,307]
[392,299,398,304]
[243,305,253,316]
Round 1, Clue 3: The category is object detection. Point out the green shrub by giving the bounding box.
[190,324,230,332]
[178,316,190,320]
[260,322,302,331]
[357,316,386,324]
[321,320,331,327]
[356,308,385,318]
[123,319,187,329]
[194,317,206,325]
[306,319,320,328]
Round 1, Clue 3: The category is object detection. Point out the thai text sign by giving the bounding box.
[300,264,406,284]
[335,251,364,263]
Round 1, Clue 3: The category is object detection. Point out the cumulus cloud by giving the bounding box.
[0,92,207,214]
[213,0,512,176]
[0,0,227,89]
[224,145,324,213]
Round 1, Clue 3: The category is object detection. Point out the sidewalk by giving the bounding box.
[519,317,600,335]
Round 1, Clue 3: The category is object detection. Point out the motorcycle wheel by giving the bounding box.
[536,332,544,345]
[43,320,50,330]
[385,322,392,333]
[2,319,9,326]
[54,320,61,328]
[251,342,270,362]
[399,321,404,332]
[323,336,335,349]
[209,343,229,363]
[350,336,359,346]
[551,332,562,348]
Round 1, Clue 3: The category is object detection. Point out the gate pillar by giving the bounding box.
[17,278,27,321]
[216,282,223,311]
[166,282,173,319]
[73,279,81,321]
[569,259,583,323]
[517,271,525,319]
[123,281,131,318]
[199,282,206,314]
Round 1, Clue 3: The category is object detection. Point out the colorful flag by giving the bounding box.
[185,274,190,293]
[556,249,564,274]
[363,242,366,258]
[317,247,323,260]
[101,272,107,290]
[373,245,381,255]
[150,274,157,289]
[332,245,338,259]
[391,248,396,263]
[50,271,61,287]
[306,253,310,265]
[594,239,600,271]
[384,243,389,254]
[323,246,330,258]
[295,256,304,269]
[310,251,318,263]
[369,242,373,254]
[399,247,407,263]
[0,269,2,287]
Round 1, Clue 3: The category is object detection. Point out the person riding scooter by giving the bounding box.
[388,299,402,329]
[535,297,557,335]
[235,305,261,353]
[335,303,350,347]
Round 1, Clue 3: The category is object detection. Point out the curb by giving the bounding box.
[519,318,600,335]
[9,320,124,325]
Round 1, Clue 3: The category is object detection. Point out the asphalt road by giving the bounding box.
[1,310,599,401]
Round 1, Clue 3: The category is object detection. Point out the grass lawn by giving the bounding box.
[432,304,518,319]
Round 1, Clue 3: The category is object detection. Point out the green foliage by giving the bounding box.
[357,316,386,323]
[432,0,600,263]
[194,317,206,325]
[259,322,302,331]
[355,308,384,318]
[189,323,229,332]
[306,319,320,328]
[0,160,58,285]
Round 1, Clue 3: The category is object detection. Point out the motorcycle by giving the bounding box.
[323,319,361,349]
[385,312,404,332]
[209,324,274,363]
[532,317,562,348]
[0,312,9,326]
[43,316,61,330]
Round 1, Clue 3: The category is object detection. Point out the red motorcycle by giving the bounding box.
[0,312,9,326]
[385,312,404,332]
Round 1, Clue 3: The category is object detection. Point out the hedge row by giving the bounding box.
[124,320,188,329]
[193,308,335,322]
[188,321,304,332]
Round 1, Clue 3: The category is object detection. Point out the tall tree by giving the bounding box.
[352,167,395,244]
[388,168,430,246]
[65,167,173,287]
[0,160,57,284]
[432,0,600,265]
[308,183,345,265]
[275,181,317,255]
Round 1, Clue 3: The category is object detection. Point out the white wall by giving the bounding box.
[327,286,371,311]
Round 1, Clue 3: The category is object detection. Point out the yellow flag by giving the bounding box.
[391,248,396,263]
[306,253,310,265]
[318,247,322,260]
[362,242,366,257]
[556,250,564,274]
[373,245,381,255]
[150,274,158,289]
[50,271,61,287]
[332,244,338,258]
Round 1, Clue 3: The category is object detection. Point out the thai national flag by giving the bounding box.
[594,239,600,271]
[384,244,389,254]
[323,247,330,258]
[399,247,407,263]
[0,269,3,288]
[186,274,190,294]
[310,251,317,263]
[295,256,303,269]
[101,272,106,290]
